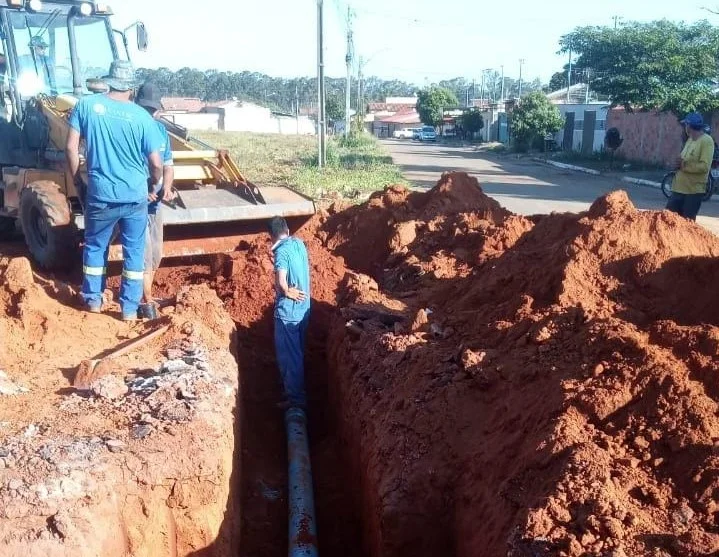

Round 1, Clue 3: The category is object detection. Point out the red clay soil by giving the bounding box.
[0,257,239,556]
[5,169,719,557]
[323,173,719,556]
[152,225,363,557]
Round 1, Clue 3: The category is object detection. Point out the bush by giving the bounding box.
[510,92,563,152]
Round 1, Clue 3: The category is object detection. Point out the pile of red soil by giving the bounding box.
[324,175,719,556]
[0,257,239,556]
[319,172,528,285]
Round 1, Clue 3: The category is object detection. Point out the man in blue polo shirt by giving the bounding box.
[135,81,175,320]
[66,60,163,320]
[269,216,311,409]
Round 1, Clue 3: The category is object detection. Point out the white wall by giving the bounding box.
[277,115,316,135]
[165,113,220,131]
[222,104,276,133]
[553,103,609,152]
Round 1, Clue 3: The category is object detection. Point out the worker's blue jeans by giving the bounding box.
[82,200,147,316]
[274,312,310,407]
[666,191,704,221]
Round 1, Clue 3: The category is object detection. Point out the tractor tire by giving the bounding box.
[0,217,16,240]
[19,181,77,270]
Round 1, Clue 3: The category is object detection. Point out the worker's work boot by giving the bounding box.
[122,311,138,322]
[85,302,102,314]
[138,303,159,320]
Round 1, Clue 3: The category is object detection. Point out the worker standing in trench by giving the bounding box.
[269,217,311,409]
[134,81,175,320]
[66,61,163,320]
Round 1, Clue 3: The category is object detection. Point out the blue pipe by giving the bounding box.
[285,407,319,557]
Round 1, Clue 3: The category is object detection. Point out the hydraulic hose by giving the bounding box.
[285,407,319,557]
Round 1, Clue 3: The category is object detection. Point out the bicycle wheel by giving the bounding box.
[702,176,715,202]
[660,172,676,199]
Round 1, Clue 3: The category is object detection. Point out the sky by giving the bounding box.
[112,0,714,85]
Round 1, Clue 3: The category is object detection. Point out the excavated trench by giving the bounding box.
[4,171,719,557]
[151,248,364,557]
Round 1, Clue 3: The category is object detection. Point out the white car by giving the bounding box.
[393,128,416,139]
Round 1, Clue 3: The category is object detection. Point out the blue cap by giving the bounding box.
[681,112,704,129]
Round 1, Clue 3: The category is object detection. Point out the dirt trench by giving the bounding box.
[3,171,719,556]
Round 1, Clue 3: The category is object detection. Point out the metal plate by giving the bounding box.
[163,186,315,225]
[74,186,315,229]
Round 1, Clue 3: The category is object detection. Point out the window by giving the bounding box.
[8,9,114,97]
[574,120,584,131]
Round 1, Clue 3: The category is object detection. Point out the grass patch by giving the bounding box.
[193,131,406,200]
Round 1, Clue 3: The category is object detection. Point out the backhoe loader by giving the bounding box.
[0,0,316,269]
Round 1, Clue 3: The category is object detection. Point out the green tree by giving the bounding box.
[509,91,563,151]
[459,108,484,135]
[560,21,719,114]
[325,95,345,123]
[547,71,567,93]
[417,86,459,127]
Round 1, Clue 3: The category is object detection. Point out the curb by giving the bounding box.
[532,157,669,190]
[532,157,601,176]
[621,176,662,189]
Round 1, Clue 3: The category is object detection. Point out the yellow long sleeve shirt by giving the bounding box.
[673,133,715,194]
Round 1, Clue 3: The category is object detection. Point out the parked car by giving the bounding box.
[393,128,416,139]
[412,128,422,140]
[417,126,437,142]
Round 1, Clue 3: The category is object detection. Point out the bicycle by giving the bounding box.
[661,161,719,202]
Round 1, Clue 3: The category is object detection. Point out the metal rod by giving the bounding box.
[286,407,319,557]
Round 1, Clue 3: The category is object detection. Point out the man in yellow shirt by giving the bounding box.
[667,112,714,221]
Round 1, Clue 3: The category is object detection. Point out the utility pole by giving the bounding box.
[518,59,525,98]
[480,72,485,103]
[584,69,590,104]
[612,15,622,29]
[295,84,300,135]
[500,65,505,102]
[316,0,326,167]
[344,5,353,137]
[566,44,572,103]
[357,56,362,121]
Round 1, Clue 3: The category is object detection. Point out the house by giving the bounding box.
[546,83,592,105]
[374,109,421,138]
[161,97,206,114]
[544,85,609,153]
[367,96,419,136]
[160,97,220,131]
[552,102,610,153]
[159,97,316,135]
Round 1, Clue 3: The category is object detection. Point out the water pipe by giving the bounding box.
[286,407,319,557]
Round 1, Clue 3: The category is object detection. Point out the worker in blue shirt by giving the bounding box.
[134,81,175,320]
[66,60,163,320]
[269,217,311,409]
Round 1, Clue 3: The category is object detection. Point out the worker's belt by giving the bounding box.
[83,265,106,276]
[122,269,144,280]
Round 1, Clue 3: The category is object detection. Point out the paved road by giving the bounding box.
[382,140,719,236]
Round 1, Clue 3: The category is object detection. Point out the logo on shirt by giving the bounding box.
[92,103,107,116]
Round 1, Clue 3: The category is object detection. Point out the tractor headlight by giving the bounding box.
[27,0,42,10]
[79,2,92,15]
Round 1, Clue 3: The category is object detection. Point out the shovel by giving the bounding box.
[73,323,171,390]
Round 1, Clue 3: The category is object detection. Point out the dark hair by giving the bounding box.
[268,216,289,238]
